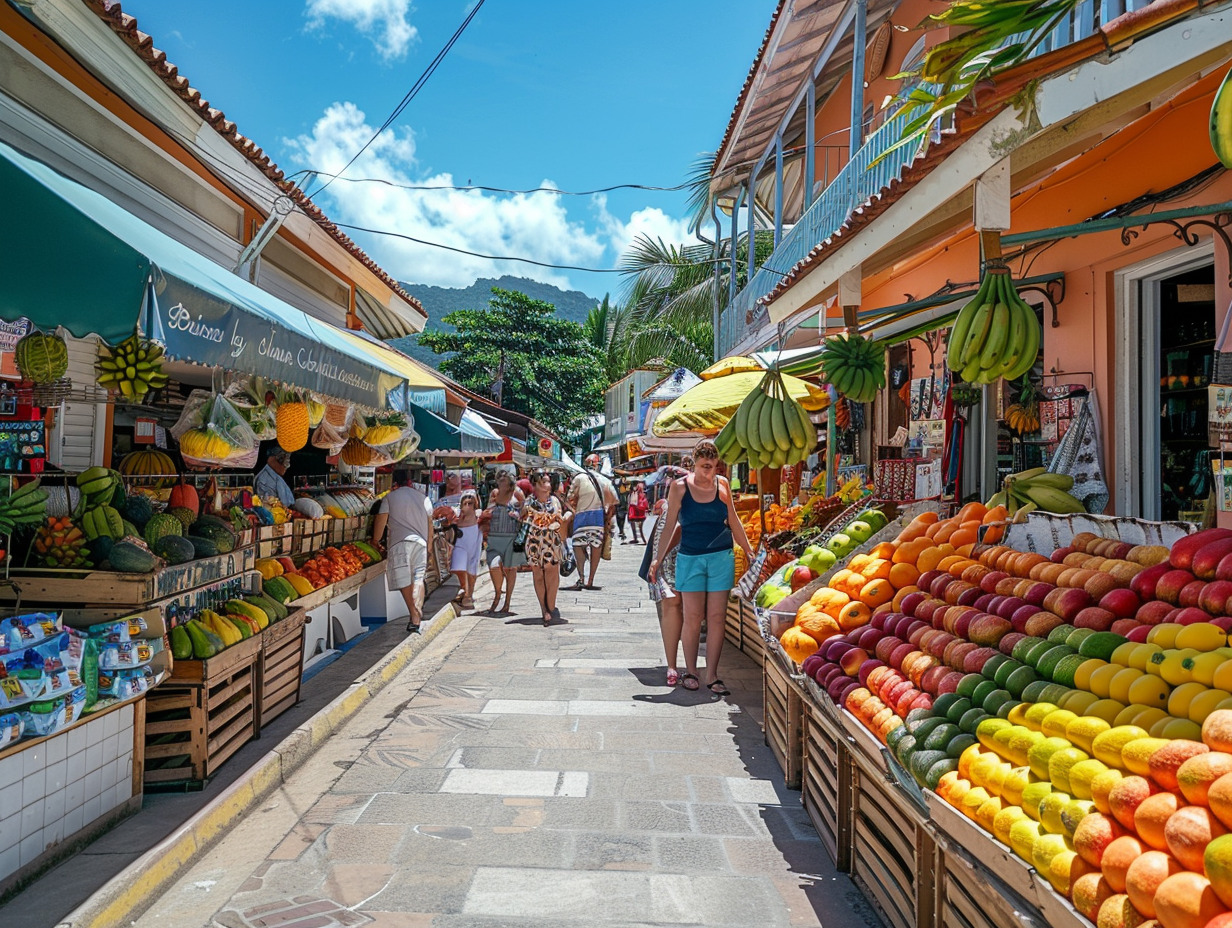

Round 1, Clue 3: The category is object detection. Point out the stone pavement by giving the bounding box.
[124,542,882,928]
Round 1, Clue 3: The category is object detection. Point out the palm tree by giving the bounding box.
[582,295,633,385]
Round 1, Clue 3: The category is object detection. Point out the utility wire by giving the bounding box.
[305,0,486,200]
[288,172,692,197]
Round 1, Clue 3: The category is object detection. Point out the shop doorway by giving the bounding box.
[1115,247,1216,520]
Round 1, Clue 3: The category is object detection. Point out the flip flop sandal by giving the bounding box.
[679,673,700,691]
[666,669,680,687]
[706,680,731,697]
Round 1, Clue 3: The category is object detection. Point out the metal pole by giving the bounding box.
[805,81,816,208]
[849,0,868,160]
[774,135,784,247]
[747,173,756,276]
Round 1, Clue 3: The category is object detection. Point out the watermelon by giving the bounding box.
[185,535,219,559]
[153,535,194,564]
[167,507,196,530]
[122,495,154,529]
[190,517,236,553]
[108,541,158,573]
[262,576,296,604]
[143,513,182,547]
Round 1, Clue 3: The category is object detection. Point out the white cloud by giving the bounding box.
[305,0,417,61]
[596,196,698,264]
[288,103,608,289]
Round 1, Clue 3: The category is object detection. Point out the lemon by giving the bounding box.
[1175,622,1228,652]
[1074,658,1108,693]
[1108,667,1143,704]
[1067,716,1112,753]
[1041,709,1079,739]
[1127,674,1170,709]
[1087,663,1123,699]
[1148,623,1183,648]
[1168,680,1209,719]
[1128,643,1163,671]
[1189,688,1232,724]
[1091,725,1149,768]
[1067,758,1110,800]
[1110,642,1139,667]
[1120,736,1171,776]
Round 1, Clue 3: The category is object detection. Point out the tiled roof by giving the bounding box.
[82,0,425,322]
[711,0,789,173]
[760,0,1205,309]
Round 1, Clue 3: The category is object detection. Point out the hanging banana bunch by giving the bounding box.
[715,370,816,470]
[945,264,1041,384]
[819,332,885,403]
[97,335,168,401]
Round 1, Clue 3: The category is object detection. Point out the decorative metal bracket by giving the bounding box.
[1121,212,1232,287]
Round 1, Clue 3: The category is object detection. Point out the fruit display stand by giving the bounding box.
[256,523,294,559]
[763,647,805,789]
[143,633,261,785]
[801,679,851,867]
[255,607,306,729]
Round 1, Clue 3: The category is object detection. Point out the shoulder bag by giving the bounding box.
[583,471,614,560]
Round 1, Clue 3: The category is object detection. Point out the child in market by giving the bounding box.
[449,492,483,610]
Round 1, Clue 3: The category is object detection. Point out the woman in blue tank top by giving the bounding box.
[649,439,754,695]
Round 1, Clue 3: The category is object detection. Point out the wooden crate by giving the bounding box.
[256,609,306,729]
[849,754,936,928]
[724,595,743,652]
[801,682,851,869]
[143,637,259,783]
[763,652,803,789]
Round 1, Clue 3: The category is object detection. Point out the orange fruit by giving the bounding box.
[859,579,894,608]
[837,601,872,631]
[888,562,920,589]
[861,558,893,581]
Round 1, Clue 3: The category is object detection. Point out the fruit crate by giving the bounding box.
[256,609,306,729]
[724,595,743,652]
[143,637,259,784]
[292,518,329,556]
[932,839,1058,928]
[256,524,293,559]
[763,652,803,789]
[802,680,852,868]
[849,749,937,928]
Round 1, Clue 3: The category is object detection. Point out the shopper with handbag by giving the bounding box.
[566,454,618,591]
[524,471,568,626]
[480,471,525,615]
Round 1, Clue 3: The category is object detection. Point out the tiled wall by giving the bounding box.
[0,703,135,882]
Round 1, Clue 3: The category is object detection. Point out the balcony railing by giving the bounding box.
[716,0,1156,357]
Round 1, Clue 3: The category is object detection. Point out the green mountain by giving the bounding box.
[390,275,602,368]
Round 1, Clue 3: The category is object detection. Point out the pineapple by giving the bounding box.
[275,390,309,452]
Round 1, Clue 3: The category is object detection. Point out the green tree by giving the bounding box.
[418,287,605,436]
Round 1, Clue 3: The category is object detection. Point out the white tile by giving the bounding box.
[83,769,102,801]
[481,699,568,715]
[102,710,119,740]
[43,788,65,828]
[114,776,132,805]
[566,700,680,717]
[42,815,62,848]
[0,812,19,852]
[0,754,20,789]
[113,757,128,788]
[441,769,561,797]
[726,778,784,805]
[66,750,85,785]
[118,704,133,729]
[66,724,87,756]
[64,778,83,816]
[82,795,101,826]
[0,781,21,820]
[43,734,66,765]
[45,759,66,793]
[21,768,45,806]
[102,733,120,762]
[22,746,44,777]
[101,761,117,791]
[19,829,44,867]
[86,718,104,746]
[62,804,83,839]
[0,843,19,881]
[558,772,589,797]
[85,741,104,773]
[20,798,43,839]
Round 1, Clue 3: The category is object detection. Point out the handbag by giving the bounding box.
[602,527,613,560]
[512,518,530,553]
[559,548,576,578]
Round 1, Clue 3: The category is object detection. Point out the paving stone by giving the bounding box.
[622,800,693,833]
[691,803,761,837]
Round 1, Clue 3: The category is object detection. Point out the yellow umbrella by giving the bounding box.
[698,356,762,379]
[652,371,829,436]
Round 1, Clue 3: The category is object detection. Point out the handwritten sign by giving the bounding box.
[151,278,390,407]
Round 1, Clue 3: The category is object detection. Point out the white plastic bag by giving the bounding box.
[171,390,258,468]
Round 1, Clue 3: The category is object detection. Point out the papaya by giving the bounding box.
[225,615,253,639]
[247,593,287,622]
[170,625,192,660]
[284,574,315,597]
[226,599,269,629]
[185,620,216,659]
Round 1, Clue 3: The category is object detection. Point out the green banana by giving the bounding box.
[960,294,995,368]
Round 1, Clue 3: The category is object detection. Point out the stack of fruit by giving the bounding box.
[715,370,816,470]
[168,586,289,660]
[0,480,48,538]
[819,333,886,403]
[989,467,1087,517]
[945,266,1041,385]
[784,501,1232,924]
[96,334,169,401]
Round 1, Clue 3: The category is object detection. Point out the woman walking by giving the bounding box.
[649,440,753,697]
[449,492,482,610]
[481,472,525,614]
[641,497,685,687]
[523,471,568,626]
[628,483,649,544]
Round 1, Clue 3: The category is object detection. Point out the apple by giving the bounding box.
[945,640,978,669]
[930,575,956,598]
[853,626,883,649]
[996,596,1028,620]
[856,508,889,531]
[1043,587,1093,620]
[915,598,944,623]
[901,619,927,639]
[1100,588,1142,619]
[936,671,964,695]
[1174,607,1212,626]
[1130,562,1173,600]
[790,565,815,592]
[1171,528,1232,571]
[1072,607,1116,631]
[974,593,997,611]
[884,679,914,705]
[1154,568,1198,605]
[828,677,860,704]
[1125,624,1151,642]
[980,571,1009,594]
[899,591,928,617]
[1023,610,1066,638]
[826,533,854,556]
[1023,582,1055,606]
[1011,604,1040,633]
[1109,619,1144,636]
[857,658,886,686]
[801,654,824,678]
[969,614,1012,647]
[952,612,977,639]
[999,631,1028,656]
[963,646,1000,674]
[919,664,951,694]
[825,638,857,661]
[845,520,875,544]
[956,585,985,607]
[1135,600,1174,626]
[985,595,1006,616]
[944,581,977,606]
[917,570,945,591]
[1216,552,1232,582]
[1200,580,1232,616]
[1211,616,1232,631]
[1179,579,1208,609]
[839,648,869,676]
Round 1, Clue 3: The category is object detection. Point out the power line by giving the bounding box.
[305,0,487,200]
[288,172,692,197]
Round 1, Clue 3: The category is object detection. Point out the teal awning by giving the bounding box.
[460,409,504,456]
[0,140,399,407]
[409,403,504,457]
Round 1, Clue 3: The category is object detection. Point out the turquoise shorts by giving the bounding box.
[674,549,735,593]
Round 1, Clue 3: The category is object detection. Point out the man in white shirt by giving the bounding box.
[566,454,619,590]
[254,450,294,507]
[371,469,435,633]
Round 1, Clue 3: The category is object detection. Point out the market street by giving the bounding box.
[121,542,880,928]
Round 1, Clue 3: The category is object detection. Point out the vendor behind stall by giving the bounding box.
[254,448,294,506]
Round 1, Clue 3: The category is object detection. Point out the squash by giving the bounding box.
[167,481,200,516]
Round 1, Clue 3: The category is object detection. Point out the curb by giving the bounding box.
[56,597,464,928]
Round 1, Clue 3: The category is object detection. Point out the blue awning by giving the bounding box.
[0,140,400,408]
[460,409,504,456]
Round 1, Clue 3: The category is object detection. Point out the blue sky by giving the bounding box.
[122,0,779,300]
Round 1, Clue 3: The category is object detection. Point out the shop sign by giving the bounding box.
[537,437,554,458]
[0,318,31,381]
[626,438,643,457]
[149,281,388,408]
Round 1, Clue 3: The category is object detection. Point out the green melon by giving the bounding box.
[994,658,1024,689]
[959,708,992,734]
[152,535,194,564]
[122,495,154,529]
[925,757,960,790]
[956,674,984,698]
[14,332,68,383]
[143,513,182,547]
[946,733,979,758]
[982,654,1009,680]
[1048,625,1078,644]
[1013,636,1048,663]
[931,693,963,718]
[922,723,960,752]
[971,680,998,706]
[909,749,950,785]
[1078,632,1127,662]
[944,697,973,724]
[108,541,158,573]
[190,519,236,553]
[185,535,219,559]
[1037,645,1077,680]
